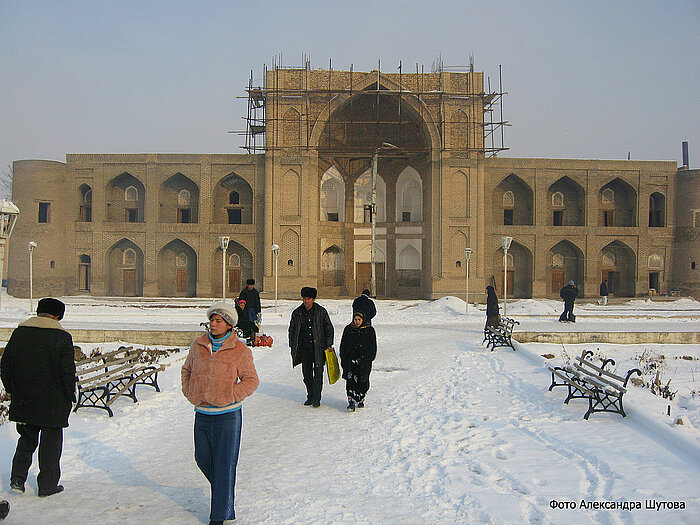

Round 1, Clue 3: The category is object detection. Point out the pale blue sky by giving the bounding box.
[1,0,699,195]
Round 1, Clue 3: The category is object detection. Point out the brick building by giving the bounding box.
[7,65,698,300]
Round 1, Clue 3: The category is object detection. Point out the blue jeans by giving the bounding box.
[194,410,242,521]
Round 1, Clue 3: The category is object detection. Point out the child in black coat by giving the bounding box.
[340,311,377,412]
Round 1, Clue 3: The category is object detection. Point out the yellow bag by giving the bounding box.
[325,347,340,385]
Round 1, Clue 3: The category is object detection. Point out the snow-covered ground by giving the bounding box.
[0,293,699,524]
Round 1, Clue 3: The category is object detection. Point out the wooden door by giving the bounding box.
[79,264,90,291]
[603,270,619,295]
[123,269,136,296]
[228,268,241,294]
[176,269,188,293]
[501,270,514,296]
[552,269,565,293]
[356,263,385,296]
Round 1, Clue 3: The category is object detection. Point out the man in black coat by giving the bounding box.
[559,281,579,322]
[1,298,76,497]
[239,278,262,326]
[352,289,377,325]
[599,280,609,306]
[288,287,334,407]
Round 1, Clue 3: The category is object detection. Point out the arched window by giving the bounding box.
[123,248,137,266]
[178,189,191,206]
[125,186,138,202]
[602,252,616,267]
[398,245,421,270]
[229,191,240,205]
[552,192,564,207]
[228,253,241,267]
[503,191,515,208]
[176,253,188,267]
[602,188,615,204]
[552,254,565,267]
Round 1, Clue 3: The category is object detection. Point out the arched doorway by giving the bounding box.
[548,240,584,295]
[211,240,253,297]
[493,240,533,298]
[106,239,144,296]
[599,241,637,297]
[321,245,344,287]
[158,239,197,297]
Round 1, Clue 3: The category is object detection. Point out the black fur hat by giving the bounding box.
[300,286,317,299]
[36,298,65,320]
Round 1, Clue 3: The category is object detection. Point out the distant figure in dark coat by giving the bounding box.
[1,298,76,498]
[239,278,261,327]
[352,289,376,325]
[599,280,609,306]
[288,287,334,407]
[559,281,579,322]
[485,285,500,330]
[235,298,257,341]
[340,311,377,411]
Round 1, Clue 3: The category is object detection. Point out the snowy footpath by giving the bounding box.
[0,297,699,524]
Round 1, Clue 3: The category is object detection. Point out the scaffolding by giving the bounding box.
[240,56,508,157]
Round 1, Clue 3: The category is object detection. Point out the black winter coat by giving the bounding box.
[339,323,377,379]
[600,282,608,296]
[1,317,76,428]
[288,303,334,367]
[235,304,257,339]
[351,294,377,324]
[560,284,578,303]
[486,291,500,318]
[239,286,261,314]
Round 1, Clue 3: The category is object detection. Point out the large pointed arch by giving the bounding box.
[547,240,584,295]
[547,176,585,226]
[309,73,441,153]
[492,240,533,298]
[213,172,253,224]
[106,173,145,223]
[492,173,533,225]
[599,240,637,297]
[106,238,144,296]
[599,178,637,227]
[158,238,197,297]
[211,239,253,296]
[159,173,199,223]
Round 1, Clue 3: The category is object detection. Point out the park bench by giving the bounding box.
[74,346,164,417]
[483,317,519,351]
[548,349,641,419]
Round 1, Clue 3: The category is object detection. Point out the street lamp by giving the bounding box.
[271,243,279,312]
[501,236,513,317]
[28,241,37,312]
[465,247,472,314]
[218,236,230,302]
[0,199,20,311]
[370,142,400,297]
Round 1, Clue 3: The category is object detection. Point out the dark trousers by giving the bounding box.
[559,301,576,322]
[194,410,242,522]
[300,346,324,402]
[11,423,63,490]
[345,358,372,403]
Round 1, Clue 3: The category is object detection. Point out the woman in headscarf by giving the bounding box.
[181,302,259,525]
[339,311,377,412]
[485,285,500,330]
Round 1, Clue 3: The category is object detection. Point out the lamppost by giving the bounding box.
[271,243,279,312]
[0,199,20,312]
[28,241,37,312]
[501,236,513,317]
[370,142,400,297]
[465,247,472,314]
[219,236,230,302]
